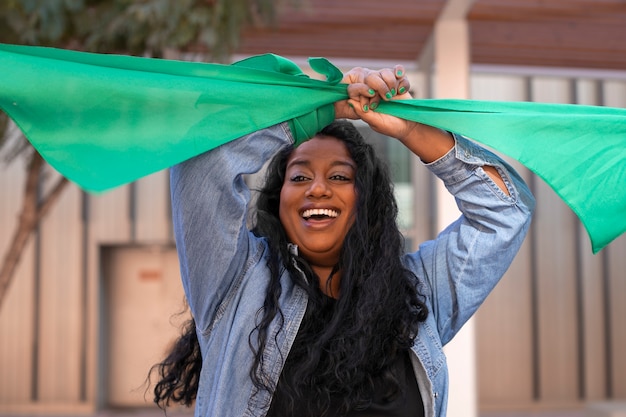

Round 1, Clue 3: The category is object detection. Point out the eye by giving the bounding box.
[330,174,351,182]
[289,175,309,182]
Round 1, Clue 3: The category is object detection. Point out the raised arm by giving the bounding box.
[170,124,292,331]
[343,66,509,194]
[341,66,535,343]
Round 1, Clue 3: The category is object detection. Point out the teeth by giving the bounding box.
[302,208,338,219]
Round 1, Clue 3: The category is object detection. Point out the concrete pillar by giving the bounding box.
[419,1,476,417]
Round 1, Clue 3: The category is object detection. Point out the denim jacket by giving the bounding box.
[170,122,535,417]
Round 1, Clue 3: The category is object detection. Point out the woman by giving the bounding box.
[151,66,535,417]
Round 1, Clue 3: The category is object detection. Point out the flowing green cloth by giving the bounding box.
[0,44,624,253]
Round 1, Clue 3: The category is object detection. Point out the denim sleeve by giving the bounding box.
[169,123,293,332]
[405,134,535,346]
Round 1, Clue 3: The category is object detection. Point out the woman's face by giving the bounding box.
[279,135,357,269]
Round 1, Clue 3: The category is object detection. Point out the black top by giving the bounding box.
[343,351,424,417]
[266,293,424,417]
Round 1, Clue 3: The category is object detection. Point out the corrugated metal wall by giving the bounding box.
[472,73,626,411]
[0,167,172,413]
[0,70,624,413]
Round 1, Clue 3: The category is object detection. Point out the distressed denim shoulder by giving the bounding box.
[170,128,534,417]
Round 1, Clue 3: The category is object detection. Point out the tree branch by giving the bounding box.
[36,175,70,223]
[0,153,69,309]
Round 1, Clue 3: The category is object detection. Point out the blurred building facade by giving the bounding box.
[1,0,625,415]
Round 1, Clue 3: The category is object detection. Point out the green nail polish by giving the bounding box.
[396,69,403,77]
[399,86,406,94]
[363,104,369,112]
[370,102,378,110]
[368,89,375,96]
[385,92,392,99]
[391,88,396,96]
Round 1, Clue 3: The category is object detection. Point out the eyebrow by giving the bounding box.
[286,159,356,170]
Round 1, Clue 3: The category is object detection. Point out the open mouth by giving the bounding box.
[301,208,339,220]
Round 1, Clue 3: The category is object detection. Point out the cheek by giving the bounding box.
[347,188,358,216]
[346,191,358,228]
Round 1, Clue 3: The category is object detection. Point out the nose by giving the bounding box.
[305,177,331,198]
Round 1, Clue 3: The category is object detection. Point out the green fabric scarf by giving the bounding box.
[0,43,624,253]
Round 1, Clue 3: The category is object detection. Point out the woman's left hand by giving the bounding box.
[334,65,411,122]
[342,66,418,141]
[342,66,455,163]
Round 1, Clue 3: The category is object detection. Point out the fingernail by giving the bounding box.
[348,103,354,109]
[399,86,406,94]
[370,102,378,110]
[368,89,375,96]
[391,88,396,96]
[363,104,369,112]
[396,69,403,77]
[385,92,392,99]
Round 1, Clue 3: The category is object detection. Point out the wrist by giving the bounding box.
[396,121,422,144]
[398,123,455,163]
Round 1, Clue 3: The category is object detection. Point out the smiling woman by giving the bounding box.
[149,66,535,417]
[254,120,427,417]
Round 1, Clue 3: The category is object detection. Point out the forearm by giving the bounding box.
[400,122,510,195]
[396,121,454,164]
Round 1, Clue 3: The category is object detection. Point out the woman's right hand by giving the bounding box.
[334,65,410,120]
[340,66,455,164]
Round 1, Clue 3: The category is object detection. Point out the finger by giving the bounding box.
[379,68,398,97]
[394,65,405,80]
[381,66,412,98]
[348,98,383,129]
[362,71,389,100]
[394,65,411,97]
[347,94,376,112]
[366,68,406,101]
[347,98,362,115]
[346,82,379,112]
[347,94,373,114]
[396,78,411,97]
[346,83,376,101]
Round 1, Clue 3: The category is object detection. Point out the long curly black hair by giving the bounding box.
[149,120,428,415]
